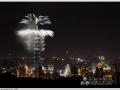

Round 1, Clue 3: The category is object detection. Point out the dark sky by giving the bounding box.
[0,2,120,57]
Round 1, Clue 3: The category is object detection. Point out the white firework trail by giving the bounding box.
[16,14,54,52]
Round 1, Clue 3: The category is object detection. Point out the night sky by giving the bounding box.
[0,2,120,57]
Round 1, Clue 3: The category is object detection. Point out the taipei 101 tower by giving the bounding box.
[17,14,54,78]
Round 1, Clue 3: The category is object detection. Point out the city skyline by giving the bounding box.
[0,2,119,88]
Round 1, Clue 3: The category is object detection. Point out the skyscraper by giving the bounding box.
[34,34,41,78]
[17,14,54,78]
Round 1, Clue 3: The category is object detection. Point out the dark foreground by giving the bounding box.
[0,73,119,88]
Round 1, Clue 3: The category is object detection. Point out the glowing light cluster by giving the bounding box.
[16,14,54,52]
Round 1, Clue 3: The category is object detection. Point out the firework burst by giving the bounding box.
[16,14,54,53]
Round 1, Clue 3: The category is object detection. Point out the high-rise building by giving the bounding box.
[64,64,71,77]
[34,34,41,78]
[19,14,53,78]
[99,56,106,65]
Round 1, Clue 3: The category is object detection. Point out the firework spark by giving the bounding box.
[16,14,54,52]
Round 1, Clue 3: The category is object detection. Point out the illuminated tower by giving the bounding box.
[33,24,45,78]
[32,15,52,78]
[34,34,41,78]
[17,14,53,78]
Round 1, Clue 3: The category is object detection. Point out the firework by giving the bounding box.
[16,14,54,52]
